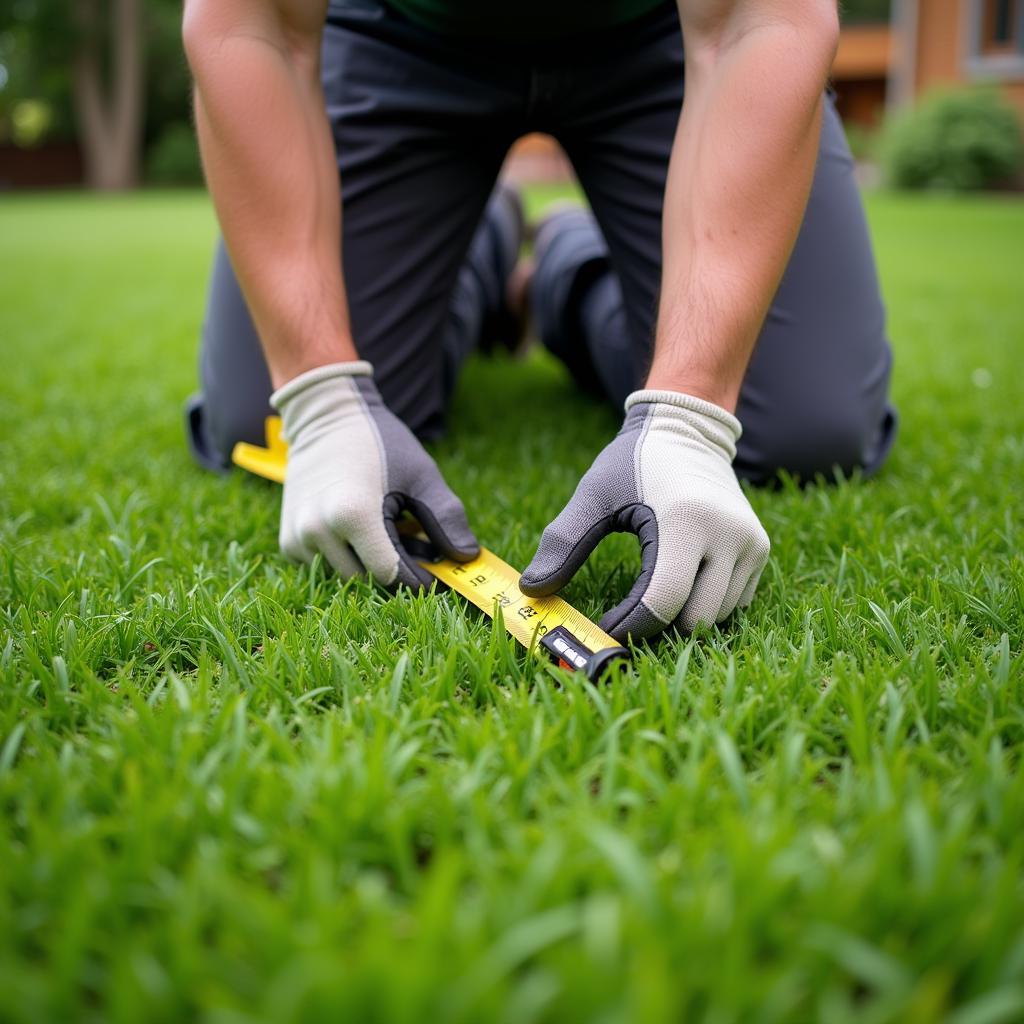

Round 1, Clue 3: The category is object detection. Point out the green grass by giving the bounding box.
[1,189,1023,1023]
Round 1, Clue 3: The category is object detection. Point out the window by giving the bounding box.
[978,0,1023,56]
[966,0,1024,78]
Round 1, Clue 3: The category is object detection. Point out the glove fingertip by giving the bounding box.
[738,570,763,609]
[442,525,480,562]
[432,502,480,560]
[520,512,616,596]
[600,600,666,644]
[517,570,552,598]
[428,530,479,565]
[518,547,566,596]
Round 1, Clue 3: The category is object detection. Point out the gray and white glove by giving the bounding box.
[520,389,770,641]
[271,361,479,588]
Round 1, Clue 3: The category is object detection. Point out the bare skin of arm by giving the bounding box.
[648,0,840,411]
[183,0,480,585]
[182,0,356,389]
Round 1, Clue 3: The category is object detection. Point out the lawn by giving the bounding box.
[1,189,1022,1023]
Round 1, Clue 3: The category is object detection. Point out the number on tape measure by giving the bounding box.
[231,416,632,679]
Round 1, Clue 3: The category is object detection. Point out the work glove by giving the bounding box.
[520,389,770,642]
[271,361,479,587]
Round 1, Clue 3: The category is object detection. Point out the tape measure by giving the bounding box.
[232,417,630,680]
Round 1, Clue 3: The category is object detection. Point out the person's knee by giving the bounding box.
[187,386,272,472]
[736,398,893,485]
[220,398,272,459]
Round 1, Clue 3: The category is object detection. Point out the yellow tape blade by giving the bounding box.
[423,546,621,653]
[230,416,621,655]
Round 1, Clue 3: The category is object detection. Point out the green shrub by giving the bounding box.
[145,121,204,186]
[844,122,879,162]
[880,88,1023,191]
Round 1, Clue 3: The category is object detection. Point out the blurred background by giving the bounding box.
[0,0,1022,192]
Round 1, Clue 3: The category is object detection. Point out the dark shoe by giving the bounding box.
[185,393,232,474]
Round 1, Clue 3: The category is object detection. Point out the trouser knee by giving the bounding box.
[735,400,898,485]
[186,386,273,473]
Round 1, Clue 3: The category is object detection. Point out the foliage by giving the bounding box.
[142,0,194,152]
[0,17,77,144]
[881,88,1024,192]
[1,190,1023,1021]
[844,122,879,162]
[840,0,891,24]
[146,122,203,186]
[0,0,191,152]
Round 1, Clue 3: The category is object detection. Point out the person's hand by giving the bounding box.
[271,362,479,587]
[520,390,769,641]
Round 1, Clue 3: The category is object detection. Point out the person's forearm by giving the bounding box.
[648,1,839,411]
[183,0,357,388]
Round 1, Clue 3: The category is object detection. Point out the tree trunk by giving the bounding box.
[72,0,144,190]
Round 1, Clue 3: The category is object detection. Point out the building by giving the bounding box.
[510,2,1024,178]
[889,0,1024,118]
[832,21,894,127]
[832,0,1024,127]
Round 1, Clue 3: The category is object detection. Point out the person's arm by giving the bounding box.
[182,0,355,386]
[183,0,478,584]
[521,1,837,639]
[647,0,839,407]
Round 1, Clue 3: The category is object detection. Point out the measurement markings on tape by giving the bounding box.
[233,417,631,678]
[425,545,615,655]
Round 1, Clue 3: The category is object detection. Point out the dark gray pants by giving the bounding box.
[188,0,896,484]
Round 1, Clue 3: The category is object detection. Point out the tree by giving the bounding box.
[73,0,144,189]
[2,0,187,190]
